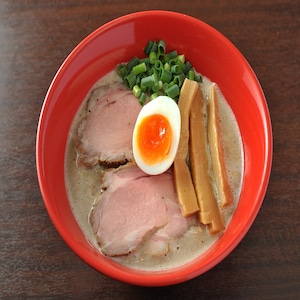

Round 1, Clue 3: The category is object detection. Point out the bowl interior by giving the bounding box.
[36,11,272,286]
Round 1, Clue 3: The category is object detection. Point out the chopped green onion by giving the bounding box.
[168,58,178,66]
[132,62,147,75]
[174,74,185,87]
[167,50,178,60]
[140,57,150,65]
[144,40,153,55]
[149,52,157,64]
[160,69,172,83]
[135,75,141,85]
[154,60,163,71]
[158,80,163,90]
[151,82,159,92]
[124,73,136,89]
[117,64,128,78]
[150,41,158,53]
[195,74,202,82]
[163,62,170,71]
[126,56,139,70]
[139,92,147,105]
[141,75,155,89]
[177,54,185,64]
[165,84,180,99]
[152,71,159,83]
[188,69,195,80]
[150,92,158,100]
[158,40,166,56]
[133,85,141,98]
[150,67,159,77]
[162,82,169,91]
[171,64,182,74]
[184,61,192,73]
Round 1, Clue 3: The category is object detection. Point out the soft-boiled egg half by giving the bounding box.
[132,96,181,175]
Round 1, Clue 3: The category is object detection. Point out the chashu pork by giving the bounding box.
[76,86,142,168]
[90,164,191,257]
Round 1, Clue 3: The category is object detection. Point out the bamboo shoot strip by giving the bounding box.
[207,85,233,207]
[174,79,200,217]
[189,80,225,234]
[173,159,199,217]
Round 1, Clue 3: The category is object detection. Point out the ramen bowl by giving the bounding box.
[36,10,272,286]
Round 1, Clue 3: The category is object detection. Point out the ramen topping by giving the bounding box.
[90,164,191,257]
[76,87,142,168]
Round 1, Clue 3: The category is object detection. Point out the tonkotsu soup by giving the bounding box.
[64,69,244,271]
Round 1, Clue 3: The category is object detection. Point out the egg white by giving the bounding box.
[132,96,181,175]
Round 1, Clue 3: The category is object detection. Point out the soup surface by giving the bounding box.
[65,69,244,271]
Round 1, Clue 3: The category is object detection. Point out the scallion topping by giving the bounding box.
[165,84,180,99]
[139,92,147,105]
[144,40,153,55]
[117,39,202,104]
[132,62,147,75]
[133,85,141,97]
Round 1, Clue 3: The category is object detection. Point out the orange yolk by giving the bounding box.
[136,114,172,165]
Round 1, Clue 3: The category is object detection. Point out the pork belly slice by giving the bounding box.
[76,87,142,168]
[90,165,190,257]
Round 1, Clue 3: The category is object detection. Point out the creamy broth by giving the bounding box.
[64,70,244,271]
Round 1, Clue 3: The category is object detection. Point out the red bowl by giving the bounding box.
[36,11,272,286]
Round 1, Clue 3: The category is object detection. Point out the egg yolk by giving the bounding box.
[136,114,172,165]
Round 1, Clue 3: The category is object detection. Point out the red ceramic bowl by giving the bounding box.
[36,11,272,286]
